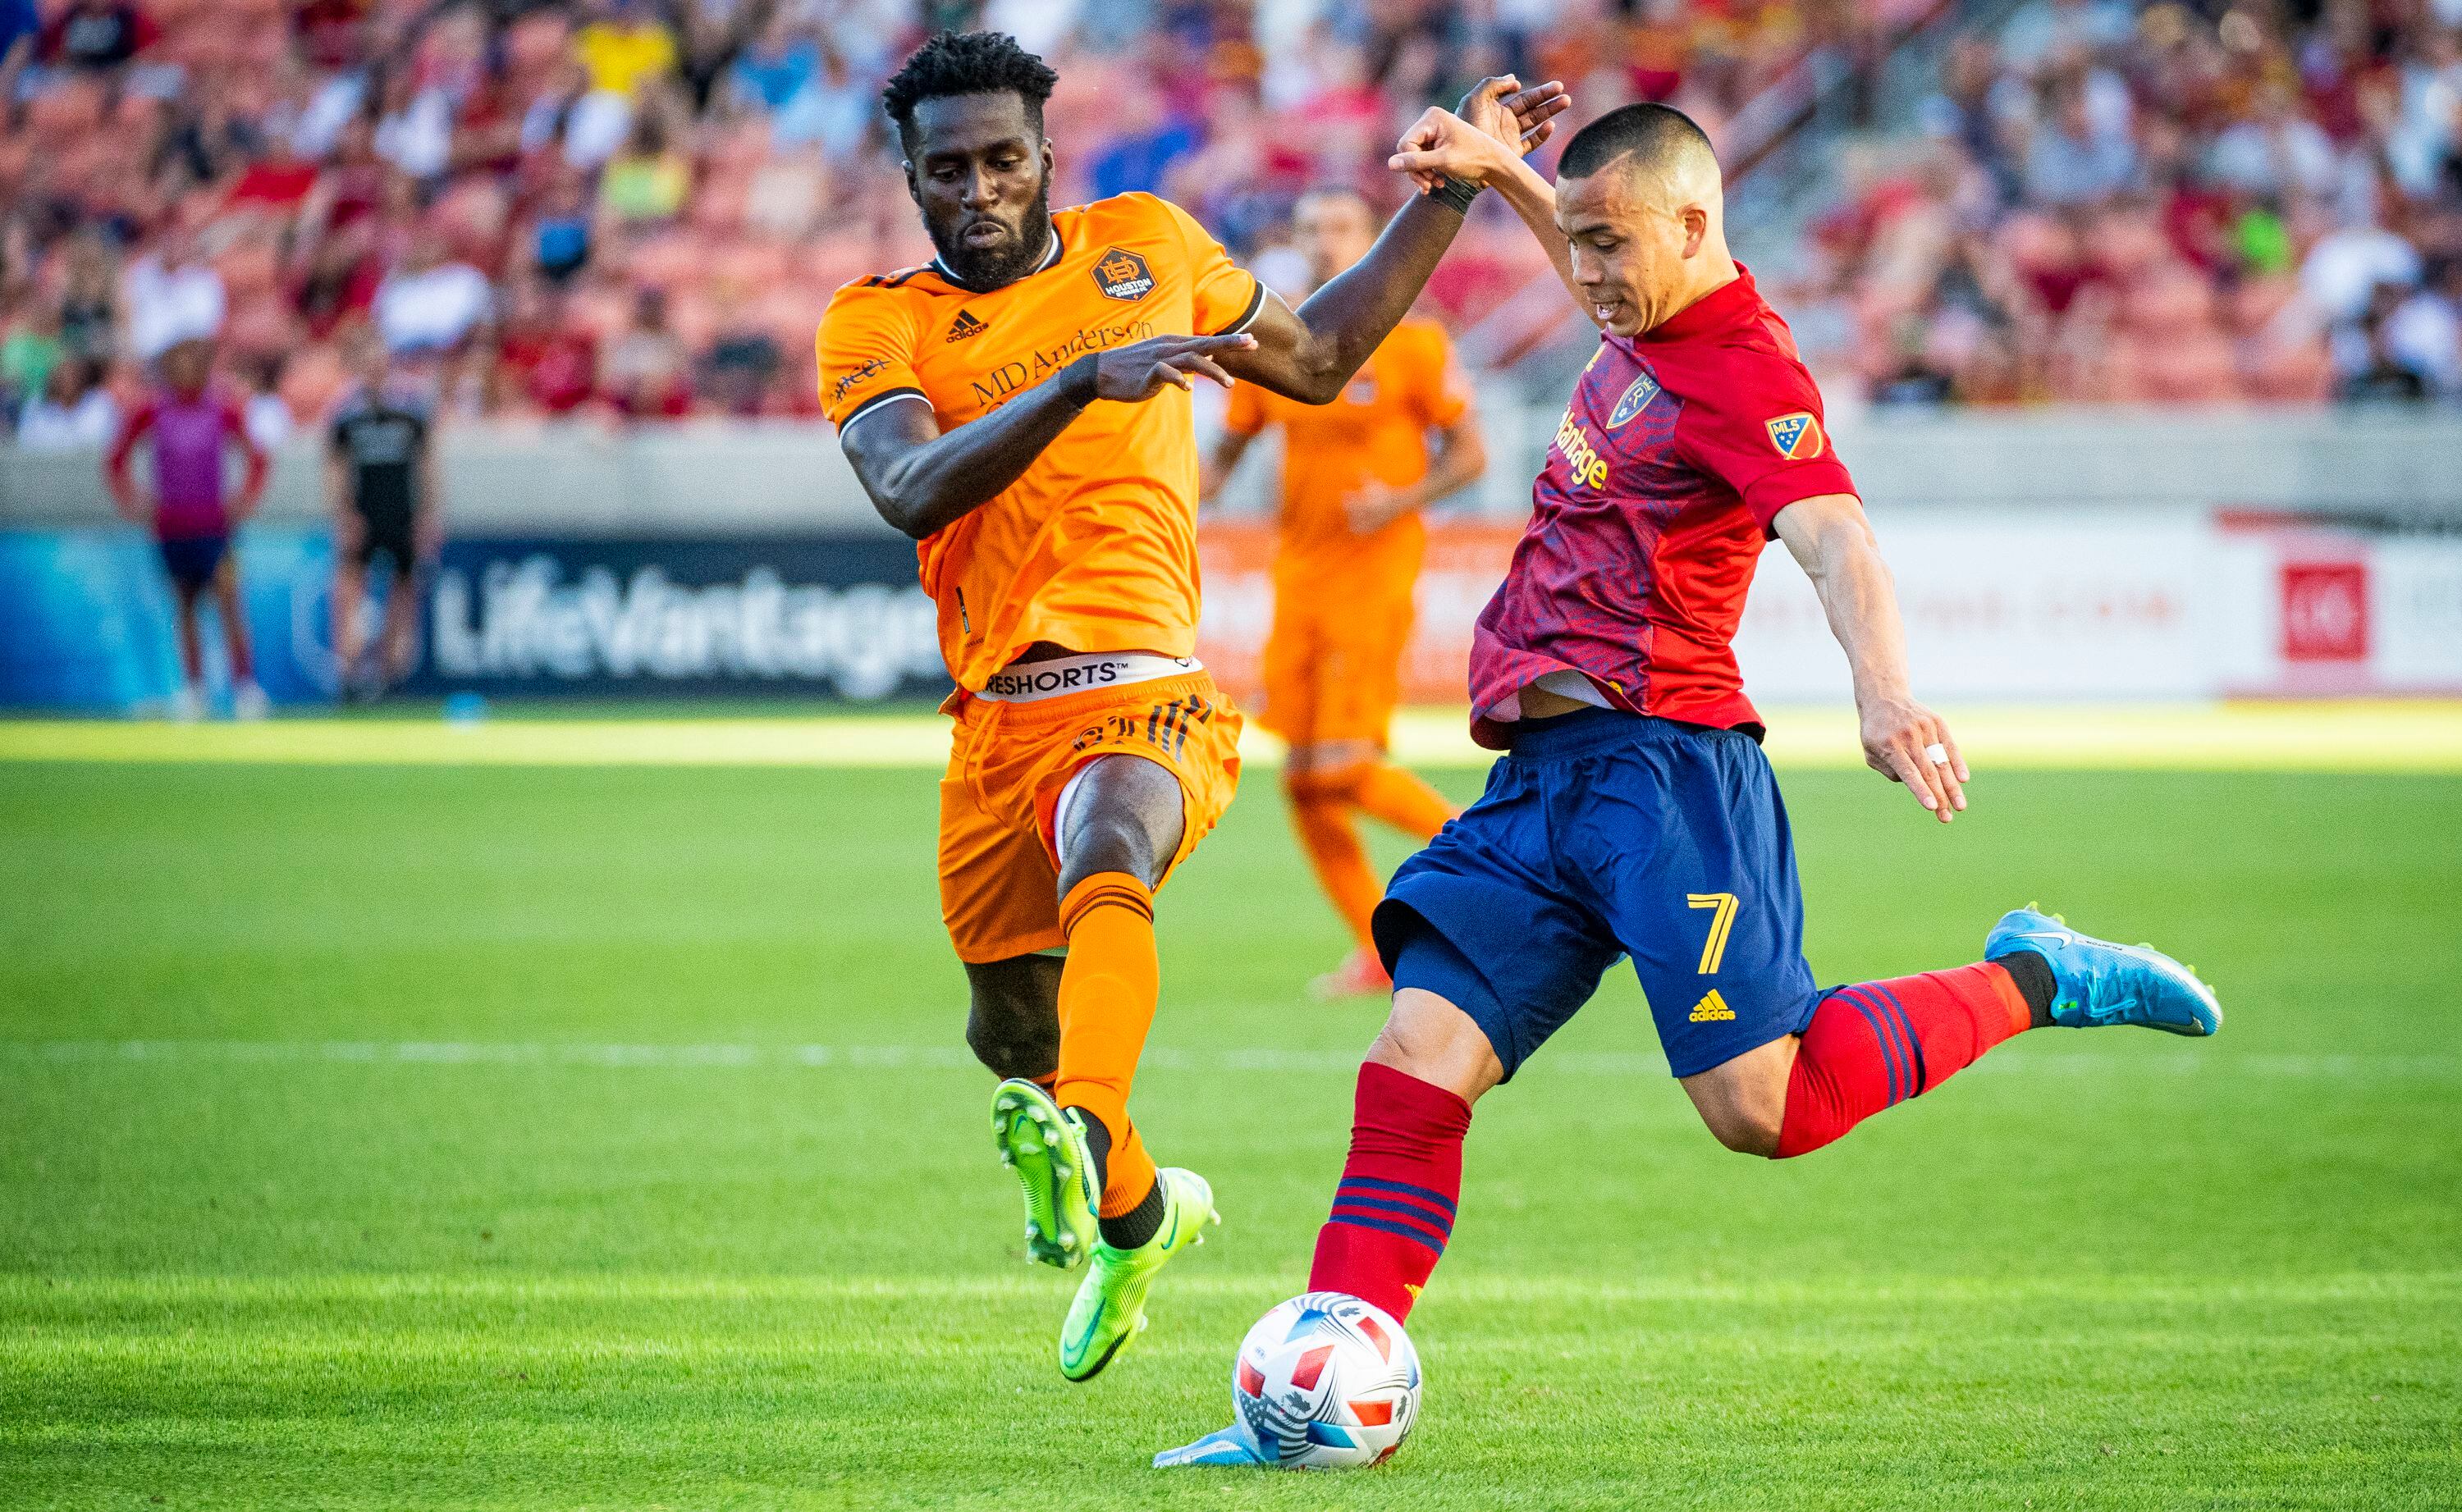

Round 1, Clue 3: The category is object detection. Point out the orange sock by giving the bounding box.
[1054,871,1160,1217]
[1350,761,1457,840]
[1288,783,1382,952]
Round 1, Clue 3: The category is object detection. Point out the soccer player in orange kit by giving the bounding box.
[814,30,1566,1381]
[1200,187,1486,999]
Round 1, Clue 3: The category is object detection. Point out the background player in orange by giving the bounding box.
[815,30,1567,1382]
[1200,187,1486,999]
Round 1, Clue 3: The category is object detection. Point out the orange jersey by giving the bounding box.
[1221,316,1472,592]
[817,193,1265,692]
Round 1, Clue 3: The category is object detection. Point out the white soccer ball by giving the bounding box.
[1230,1290,1422,1469]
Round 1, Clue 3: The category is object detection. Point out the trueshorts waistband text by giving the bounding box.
[974,653,1202,702]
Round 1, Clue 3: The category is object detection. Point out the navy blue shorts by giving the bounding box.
[1374,708,1819,1080]
[157,536,229,596]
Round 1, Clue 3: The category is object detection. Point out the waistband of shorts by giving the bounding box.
[971,652,1205,705]
[1503,706,1741,761]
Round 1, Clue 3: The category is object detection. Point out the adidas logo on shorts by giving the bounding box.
[1689,989,1737,1022]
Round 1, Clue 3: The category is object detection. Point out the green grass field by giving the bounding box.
[2,743,2458,1509]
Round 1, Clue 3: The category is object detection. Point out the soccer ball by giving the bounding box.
[1230,1290,1422,1469]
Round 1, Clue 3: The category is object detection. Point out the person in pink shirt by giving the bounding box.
[105,339,272,719]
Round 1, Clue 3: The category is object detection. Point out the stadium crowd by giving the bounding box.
[1802,0,2462,404]
[1,0,2457,442]
[0,0,1858,443]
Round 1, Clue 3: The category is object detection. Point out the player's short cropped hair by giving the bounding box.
[1556,103,1718,183]
[880,30,1060,158]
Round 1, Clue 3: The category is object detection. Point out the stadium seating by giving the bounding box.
[0,0,2454,436]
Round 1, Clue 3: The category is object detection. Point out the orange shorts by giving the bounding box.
[937,669,1243,964]
[1259,588,1414,748]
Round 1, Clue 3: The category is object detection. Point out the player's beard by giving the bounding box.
[931,185,1055,291]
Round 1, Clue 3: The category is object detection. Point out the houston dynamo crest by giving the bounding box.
[1607,372,1661,429]
[1765,412,1824,459]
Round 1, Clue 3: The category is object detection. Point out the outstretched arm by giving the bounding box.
[1389,107,1576,305]
[1227,76,1567,404]
[842,331,1256,540]
[1773,494,1969,825]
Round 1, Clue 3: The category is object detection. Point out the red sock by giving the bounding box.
[1307,1062,1471,1322]
[1776,962,2032,1158]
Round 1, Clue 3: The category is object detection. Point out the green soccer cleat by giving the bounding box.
[1059,1165,1220,1382]
[990,1079,1098,1270]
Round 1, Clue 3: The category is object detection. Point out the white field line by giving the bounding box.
[0,1039,2451,1080]
[3,1270,2454,1310]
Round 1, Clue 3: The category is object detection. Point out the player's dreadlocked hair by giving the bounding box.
[1556,103,1718,180]
[880,31,1060,157]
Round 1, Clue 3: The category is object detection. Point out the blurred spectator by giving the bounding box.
[41,0,155,78]
[0,0,38,100]
[16,357,116,450]
[373,231,491,359]
[2023,75,2136,206]
[492,278,597,415]
[602,285,689,419]
[242,357,295,451]
[574,0,675,98]
[56,233,119,364]
[598,109,689,224]
[527,167,594,283]
[2,299,63,409]
[1998,0,2134,73]
[2338,291,2433,402]
[2207,85,2337,203]
[2388,258,2462,395]
[125,223,226,363]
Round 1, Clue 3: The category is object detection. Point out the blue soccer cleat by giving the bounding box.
[1153,1424,1268,1469]
[1986,906,2222,1037]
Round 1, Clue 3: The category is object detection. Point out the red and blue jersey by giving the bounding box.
[1467,267,1856,748]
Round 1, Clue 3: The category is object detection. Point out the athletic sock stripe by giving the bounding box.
[1059,883,1153,931]
[1326,1212,1446,1256]
[1836,989,1901,1106]
[1329,1193,1454,1236]
[1336,1174,1458,1214]
[1863,981,1929,1094]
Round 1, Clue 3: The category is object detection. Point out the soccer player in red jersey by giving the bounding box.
[1159,103,2222,1467]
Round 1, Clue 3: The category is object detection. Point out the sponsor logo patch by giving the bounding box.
[945,309,987,343]
[1091,246,1156,302]
[1553,409,1609,490]
[1607,371,1661,428]
[1765,411,1824,459]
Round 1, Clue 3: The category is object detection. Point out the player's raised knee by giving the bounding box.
[1699,1101,1784,1158]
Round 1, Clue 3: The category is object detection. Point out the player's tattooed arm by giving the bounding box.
[1229,75,1567,405]
[842,333,1259,540]
[1774,494,1970,825]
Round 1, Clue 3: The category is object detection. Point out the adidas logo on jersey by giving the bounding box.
[945,309,988,343]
